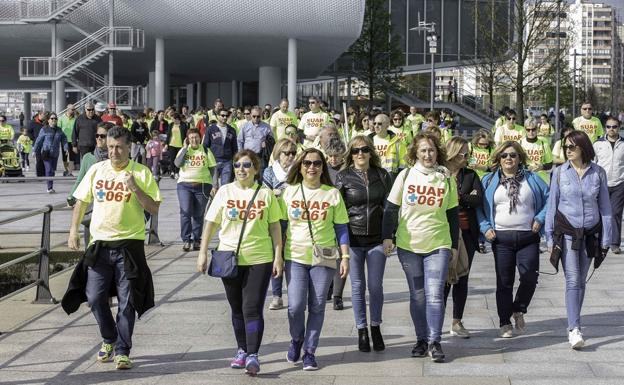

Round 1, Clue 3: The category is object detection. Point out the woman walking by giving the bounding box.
[197,150,283,375]
[477,141,549,338]
[545,130,611,349]
[382,132,460,362]
[444,137,484,338]
[281,148,350,370]
[335,135,392,352]
[33,112,68,193]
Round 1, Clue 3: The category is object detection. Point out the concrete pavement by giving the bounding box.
[1,177,624,384]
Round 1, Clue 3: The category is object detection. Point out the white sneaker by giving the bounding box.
[499,324,513,338]
[513,312,526,333]
[47,188,56,194]
[568,328,584,349]
[268,296,283,310]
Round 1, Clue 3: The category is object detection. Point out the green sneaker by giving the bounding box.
[115,354,133,370]
[97,342,114,362]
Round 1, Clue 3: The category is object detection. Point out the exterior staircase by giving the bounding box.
[0,0,90,24]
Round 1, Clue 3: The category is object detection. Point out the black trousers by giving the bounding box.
[609,182,624,247]
[222,262,273,354]
[444,229,477,319]
[168,146,181,174]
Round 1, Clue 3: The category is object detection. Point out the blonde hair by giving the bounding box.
[445,136,468,161]
[271,138,297,160]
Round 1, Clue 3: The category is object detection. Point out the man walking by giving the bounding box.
[203,109,238,188]
[593,116,624,254]
[73,103,102,159]
[573,102,604,143]
[59,104,78,176]
[237,106,273,172]
[63,126,161,370]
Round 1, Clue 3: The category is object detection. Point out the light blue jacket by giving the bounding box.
[476,168,550,236]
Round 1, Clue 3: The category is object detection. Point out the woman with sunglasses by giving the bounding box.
[494,110,525,146]
[335,136,392,352]
[174,128,217,252]
[33,113,69,193]
[545,130,611,349]
[281,148,350,370]
[390,109,414,148]
[476,141,549,338]
[443,137,484,339]
[469,129,494,179]
[381,132,459,362]
[197,150,283,376]
[263,138,298,310]
[520,118,553,183]
[552,126,575,165]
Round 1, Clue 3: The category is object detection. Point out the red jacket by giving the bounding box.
[102,114,123,126]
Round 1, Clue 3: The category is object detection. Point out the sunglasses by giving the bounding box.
[251,115,260,118]
[244,112,251,115]
[373,122,383,126]
[393,118,402,121]
[220,114,229,118]
[581,107,592,111]
[351,146,371,155]
[86,108,94,111]
[563,144,578,151]
[500,152,518,159]
[233,161,253,169]
[49,117,58,120]
[606,124,619,129]
[281,151,297,156]
[509,117,516,120]
[95,134,107,139]
[308,101,317,105]
[525,128,537,132]
[285,131,296,135]
[302,159,323,168]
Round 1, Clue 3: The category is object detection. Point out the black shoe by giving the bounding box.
[358,328,371,352]
[428,342,445,362]
[370,325,385,351]
[411,340,428,357]
[192,241,201,251]
[182,241,191,251]
[333,296,343,310]
[479,243,487,254]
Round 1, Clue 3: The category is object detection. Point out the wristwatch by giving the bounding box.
[341,254,350,260]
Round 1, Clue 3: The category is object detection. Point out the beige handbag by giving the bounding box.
[447,231,470,285]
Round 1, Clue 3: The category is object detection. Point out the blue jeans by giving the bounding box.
[177,182,211,242]
[214,160,233,188]
[397,247,450,343]
[285,260,335,354]
[349,245,387,329]
[85,247,135,356]
[561,236,592,330]
[43,157,58,190]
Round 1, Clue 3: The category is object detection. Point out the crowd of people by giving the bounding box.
[2,95,618,375]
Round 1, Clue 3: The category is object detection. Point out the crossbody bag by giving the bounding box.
[300,183,340,269]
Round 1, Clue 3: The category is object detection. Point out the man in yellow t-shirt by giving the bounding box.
[494,110,525,145]
[270,98,299,140]
[299,97,330,148]
[65,126,161,371]
[406,106,425,136]
[572,102,604,143]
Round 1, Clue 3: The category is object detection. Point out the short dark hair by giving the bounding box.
[605,115,620,126]
[563,130,595,164]
[136,112,146,119]
[107,125,131,144]
[186,128,200,137]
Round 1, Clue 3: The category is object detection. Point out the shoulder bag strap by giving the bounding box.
[300,183,316,244]
[234,184,262,256]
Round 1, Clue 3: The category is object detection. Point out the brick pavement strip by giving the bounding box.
[1,178,623,384]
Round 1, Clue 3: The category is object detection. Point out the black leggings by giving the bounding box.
[168,146,181,174]
[222,262,273,354]
[444,230,477,320]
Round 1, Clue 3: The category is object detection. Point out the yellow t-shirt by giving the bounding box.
[387,167,458,253]
[389,124,413,148]
[0,124,15,141]
[169,124,183,148]
[270,110,298,140]
[298,111,330,147]
[373,134,390,159]
[406,113,425,135]
[494,124,525,145]
[178,146,217,184]
[520,137,552,183]
[72,160,162,244]
[17,134,33,153]
[572,116,604,143]
[281,184,349,265]
[205,183,281,266]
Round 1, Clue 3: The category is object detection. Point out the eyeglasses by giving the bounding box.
[563,144,578,151]
[373,122,384,126]
[49,117,58,120]
[285,131,296,136]
[308,101,317,105]
[251,115,260,118]
[393,118,402,121]
[350,146,371,155]
[281,151,297,156]
[233,161,253,169]
[95,134,107,139]
[500,152,518,159]
[86,108,94,111]
[606,124,619,129]
[525,128,537,132]
[581,107,592,111]
[220,114,229,118]
[302,159,323,168]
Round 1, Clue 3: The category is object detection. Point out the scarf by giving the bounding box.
[93,146,109,163]
[414,161,450,182]
[272,161,289,183]
[499,168,525,214]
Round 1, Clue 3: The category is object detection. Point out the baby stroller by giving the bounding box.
[0,140,23,178]
[159,150,172,177]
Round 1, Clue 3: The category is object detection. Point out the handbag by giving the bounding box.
[300,183,339,269]
[208,184,261,278]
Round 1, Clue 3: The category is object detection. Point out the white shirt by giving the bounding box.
[593,136,624,187]
[493,179,534,231]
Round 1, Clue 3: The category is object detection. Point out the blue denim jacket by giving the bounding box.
[33,125,68,159]
[476,168,549,236]
[545,161,612,248]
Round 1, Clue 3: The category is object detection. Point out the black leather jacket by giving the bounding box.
[335,166,393,247]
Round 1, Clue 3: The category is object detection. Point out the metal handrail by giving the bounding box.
[0,0,87,21]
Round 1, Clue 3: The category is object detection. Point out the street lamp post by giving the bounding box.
[555,0,561,133]
[411,19,437,111]
[572,49,583,118]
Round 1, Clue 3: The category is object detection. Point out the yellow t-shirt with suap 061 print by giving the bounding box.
[387,167,458,254]
[205,183,281,266]
[281,184,349,265]
[177,146,217,184]
[72,160,162,244]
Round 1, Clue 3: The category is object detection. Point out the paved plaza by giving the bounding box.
[1,178,624,385]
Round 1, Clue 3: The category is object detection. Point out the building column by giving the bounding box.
[23,92,32,126]
[259,66,281,107]
[45,93,52,111]
[174,87,181,109]
[196,82,203,107]
[55,37,65,112]
[108,0,115,102]
[155,38,166,110]
[231,80,239,107]
[186,83,195,110]
[287,38,297,111]
[148,72,155,108]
